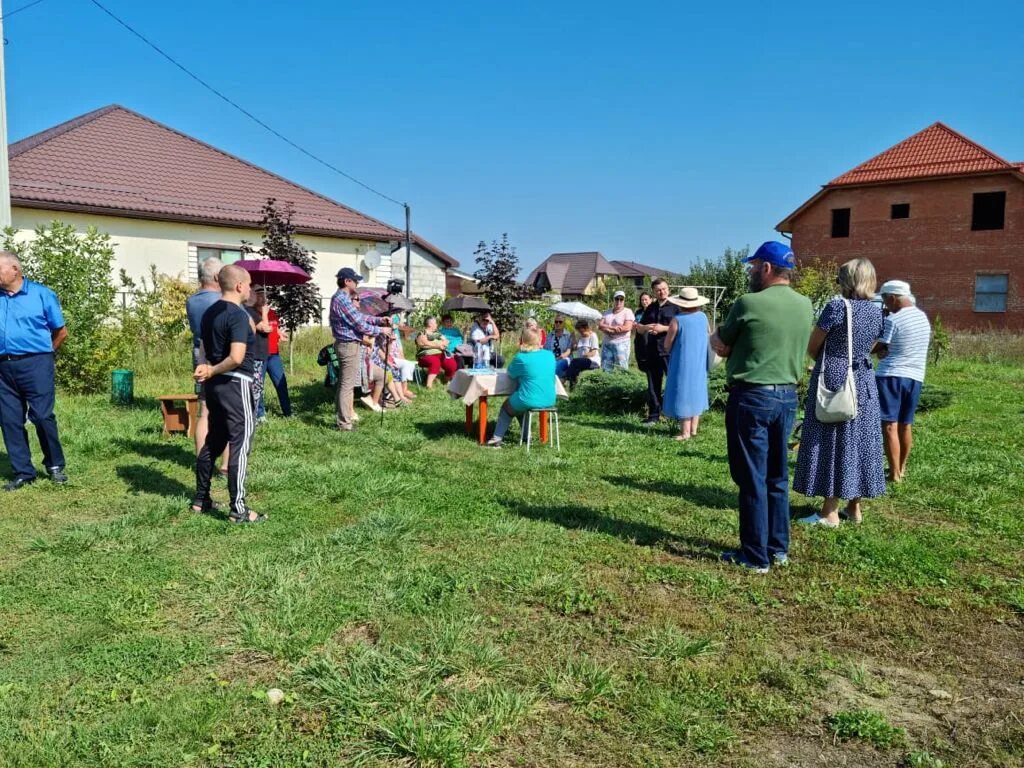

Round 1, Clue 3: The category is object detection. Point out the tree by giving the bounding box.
[242,198,319,369]
[679,246,750,319]
[472,234,532,332]
[3,221,126,393]
[791,256,839,315]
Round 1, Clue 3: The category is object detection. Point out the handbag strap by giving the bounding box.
[843,298,853,372]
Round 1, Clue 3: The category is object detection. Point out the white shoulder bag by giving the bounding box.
[814,299,858,423]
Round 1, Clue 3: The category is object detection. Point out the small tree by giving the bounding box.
[792,256,839,315]
[2,222,124,393]
[472,234,532,332]
[243,198,320,370]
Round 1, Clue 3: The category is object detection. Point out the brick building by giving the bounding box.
[776,122,1023,329]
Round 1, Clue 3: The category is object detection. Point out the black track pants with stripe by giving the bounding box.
[194,375,255,518]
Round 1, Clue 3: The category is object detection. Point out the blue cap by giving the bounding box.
[336,267,363,282]
[745,241,796,270]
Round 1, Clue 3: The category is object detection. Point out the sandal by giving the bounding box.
[229,509,268,524]
[191,498,223,514]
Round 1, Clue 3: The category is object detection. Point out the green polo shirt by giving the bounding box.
[717,284,813,385]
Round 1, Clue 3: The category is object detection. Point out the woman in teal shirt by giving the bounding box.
[486,327,556,447]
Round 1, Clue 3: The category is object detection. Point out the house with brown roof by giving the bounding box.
[777,122,1023,329]
[8,105,457,307]
[525,252,676,299]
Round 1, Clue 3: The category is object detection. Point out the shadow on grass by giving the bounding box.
[412,419,472,441]
[504,501,726,562]
[603,475,736,510]
[113,438,194,469]
[116,463,192,499]
[289,381,335,427]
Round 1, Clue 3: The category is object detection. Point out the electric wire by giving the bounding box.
[86,0,406,209]
[1,0,50,22]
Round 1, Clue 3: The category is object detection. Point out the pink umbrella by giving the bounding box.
[234,259,311,286]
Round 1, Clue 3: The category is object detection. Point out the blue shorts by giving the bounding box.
[876,376,923,424]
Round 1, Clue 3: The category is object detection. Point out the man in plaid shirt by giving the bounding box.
[329,267,389,431]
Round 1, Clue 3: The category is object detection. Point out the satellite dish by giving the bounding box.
[363,250,382,270]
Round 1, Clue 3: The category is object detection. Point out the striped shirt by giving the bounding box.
[876,305,931,382]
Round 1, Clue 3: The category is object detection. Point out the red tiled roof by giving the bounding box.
[9,105,456,266]
[828,122,1014,186]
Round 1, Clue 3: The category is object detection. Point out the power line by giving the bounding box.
[1,0,50,21]
[85,0,406,209]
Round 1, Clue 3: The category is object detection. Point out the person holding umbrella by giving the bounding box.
[329,267,390,431]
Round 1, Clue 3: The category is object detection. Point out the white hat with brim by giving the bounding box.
[667,286,710,309]
[880,279,911,297]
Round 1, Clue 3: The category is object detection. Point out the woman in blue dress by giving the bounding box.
[795,258,886,527]
[662,288,711,440]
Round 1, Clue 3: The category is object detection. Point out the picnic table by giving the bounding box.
[447,369,568,444]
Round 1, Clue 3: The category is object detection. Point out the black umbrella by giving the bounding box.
[385,293,416,312]
[441,295,491,313]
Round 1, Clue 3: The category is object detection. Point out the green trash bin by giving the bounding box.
[111,368,134,405]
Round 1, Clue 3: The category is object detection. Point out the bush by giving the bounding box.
[119,266,193,355]
[2,221,125,394]
[563,368,647,415]
[792,257,839,315]
[828,709,905,749]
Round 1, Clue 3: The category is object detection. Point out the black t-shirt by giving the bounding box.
[201,300,256,378]
[245,306,270,361]
[641,300,680,357]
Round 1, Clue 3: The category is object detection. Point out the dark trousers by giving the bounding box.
[0,353,65,480]
[259,353,291,417]
[726,386,798,568]
[644,356,669,418]
[566,357,598,386]
[194,375,255,518]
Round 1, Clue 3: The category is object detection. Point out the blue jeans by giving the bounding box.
[258,353,292,418]
[726,386,798,568]
[0,353,65,480]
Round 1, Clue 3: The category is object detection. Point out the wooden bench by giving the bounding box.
[157,394,199,438]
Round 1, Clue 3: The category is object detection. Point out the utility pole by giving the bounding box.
[404,202,412,298]
[0,0,12,228]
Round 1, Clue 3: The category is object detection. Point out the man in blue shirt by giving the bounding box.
[186,257,226,467]
[0,251,69,491]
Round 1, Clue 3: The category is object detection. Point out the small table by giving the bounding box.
[157,394,199,438]
[447,369,567,445]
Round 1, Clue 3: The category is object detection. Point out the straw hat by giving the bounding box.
[668,286,710,309]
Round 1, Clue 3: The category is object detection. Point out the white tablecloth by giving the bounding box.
[447,369,567,406]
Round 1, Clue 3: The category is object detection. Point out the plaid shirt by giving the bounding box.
[329,289,384,342]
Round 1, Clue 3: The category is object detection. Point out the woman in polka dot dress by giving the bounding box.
[794,258,886,526]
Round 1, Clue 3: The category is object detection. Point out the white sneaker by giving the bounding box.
[360,395,383,413]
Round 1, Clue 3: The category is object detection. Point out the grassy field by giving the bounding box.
[0,336,1021,767]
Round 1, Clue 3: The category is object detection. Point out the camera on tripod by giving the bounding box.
[385,278,405,296]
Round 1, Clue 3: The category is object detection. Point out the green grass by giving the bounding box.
[0,346,1021,767]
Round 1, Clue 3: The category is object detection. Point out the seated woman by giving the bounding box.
[485,327,556,448]
[416,316,459,388]
[544,316,573,379]
[566,320,600,388]
[367,328,411,409]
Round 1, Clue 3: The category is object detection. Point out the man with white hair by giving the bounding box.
[0,251,69,491]
[874,279,931,482]
[186,257,228,470]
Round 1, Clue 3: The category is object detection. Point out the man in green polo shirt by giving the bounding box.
[711,241,813,573]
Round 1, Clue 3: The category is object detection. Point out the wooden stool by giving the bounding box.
[158,394,199,438]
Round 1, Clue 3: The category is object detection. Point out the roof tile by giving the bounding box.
[9,105,455,266]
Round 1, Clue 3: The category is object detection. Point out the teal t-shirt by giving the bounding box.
[507,349,557,412]
[717,285,813,385]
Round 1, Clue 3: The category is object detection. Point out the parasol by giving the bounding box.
[441,295,491,313]
[233,259,311,286]
[549,301,602,321]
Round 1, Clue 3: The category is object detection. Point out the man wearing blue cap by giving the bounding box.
[329,266,390,431]
[711,241,813,573]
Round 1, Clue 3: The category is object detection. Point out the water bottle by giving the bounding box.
[481,344,491,369]
[473,343,483,369]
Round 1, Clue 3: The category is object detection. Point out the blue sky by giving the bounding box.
[5,0,1023,276]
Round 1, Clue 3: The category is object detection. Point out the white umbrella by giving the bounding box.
[549,301,602,322]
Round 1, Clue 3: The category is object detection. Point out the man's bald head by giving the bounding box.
[217,264,252,304]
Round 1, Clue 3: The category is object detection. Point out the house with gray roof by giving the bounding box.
[525,252,676,299]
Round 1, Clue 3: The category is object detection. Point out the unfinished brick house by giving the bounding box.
[776,122,1023,329]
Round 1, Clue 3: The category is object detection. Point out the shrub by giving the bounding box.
[119,266,193,354]
[2,221,125,394]
[408,294,445,329]
[792,257,839,315]
[563,368,647,415]
[930,314,950,365]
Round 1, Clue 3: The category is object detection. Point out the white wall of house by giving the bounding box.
[11,208,449,318]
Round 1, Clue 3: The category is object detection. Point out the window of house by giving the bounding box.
[197,246,243,265]
[831,208,850,238]
[971,191,1006,231]
[891,203,910,219]
[974,274,1009,313]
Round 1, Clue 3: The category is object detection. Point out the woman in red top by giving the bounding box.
[258,307,293,418]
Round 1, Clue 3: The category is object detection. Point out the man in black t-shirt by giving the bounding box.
[634,278,679,424]
[191,264,264,523]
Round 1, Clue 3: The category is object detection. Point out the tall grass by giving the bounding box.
[949,330,1024,364]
